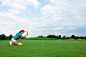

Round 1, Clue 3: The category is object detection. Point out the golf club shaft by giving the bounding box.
[26,31,30,44]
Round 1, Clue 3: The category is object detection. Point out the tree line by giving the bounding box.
[0,34,86,40]
[0,34,13,40]
[38,35,86,39]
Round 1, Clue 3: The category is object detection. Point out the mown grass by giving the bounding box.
[0,38,86,57]
[24,37,56,40]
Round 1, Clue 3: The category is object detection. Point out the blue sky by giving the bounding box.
[0,0,86,37]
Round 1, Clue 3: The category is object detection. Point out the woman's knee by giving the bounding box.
[14,41,18,45]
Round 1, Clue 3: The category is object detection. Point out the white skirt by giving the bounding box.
[11,38,16,42]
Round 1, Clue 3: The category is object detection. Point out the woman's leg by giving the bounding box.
[12,41,18,45]
[15,37,21,43]
[19,37,21,43]
[11,38,18,45]
[18,37,23,45]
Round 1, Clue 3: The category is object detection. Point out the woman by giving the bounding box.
[9,30,28,45]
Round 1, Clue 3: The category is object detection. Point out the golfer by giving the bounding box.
[9,30,28,45]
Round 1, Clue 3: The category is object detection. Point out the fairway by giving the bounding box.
[0,39,86,57]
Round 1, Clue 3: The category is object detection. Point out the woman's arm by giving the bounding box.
[21,32,28,38]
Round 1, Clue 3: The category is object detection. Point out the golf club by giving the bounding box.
[26,31,31,45]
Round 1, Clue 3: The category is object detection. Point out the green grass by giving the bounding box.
[0,38,86,57]
[24,37,56,40]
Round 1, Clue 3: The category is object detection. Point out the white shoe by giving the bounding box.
[18,42,23,45]
[10,41,12,45]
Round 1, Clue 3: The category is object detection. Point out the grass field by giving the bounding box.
[0,38,86,57]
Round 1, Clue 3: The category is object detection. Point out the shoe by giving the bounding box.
[18,42,23,45]
[10,41,12,45]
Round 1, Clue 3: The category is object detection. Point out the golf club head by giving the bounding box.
[29,44,31,45]
[26,31,28,33]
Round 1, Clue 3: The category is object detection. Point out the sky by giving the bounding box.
[0,0,86,37]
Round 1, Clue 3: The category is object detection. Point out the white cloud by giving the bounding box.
[0,0,40,14]
[40,0,86,27]
[0,0,40,9]
[19,0,41,9]
[0,12,33,36]
[0,0,86,37]
[0,11,53,36]
[38,0,86,36]
[68,27,77,30]
[28,9,32,14]
[51,27,63,30]
[41,5,56,16]
[8,9,22,14]
[0,0,26,10]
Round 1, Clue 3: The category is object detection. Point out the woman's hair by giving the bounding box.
[19,31,21,33]
[16,31,21,35]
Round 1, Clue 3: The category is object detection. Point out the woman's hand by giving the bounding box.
[27,32,28,35]
[21,31,28,38]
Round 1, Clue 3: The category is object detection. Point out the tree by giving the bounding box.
[47,35,56,38]
[55,35,59,39]
[0,34,6,40]
[85,36,86,39]
[71,35,76,39]
[66,37,70,39]
[38,36,43,38]
[6,36,9,40]
[63,36,66,39]
[58,35,61,39]
[9,34,13,39]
